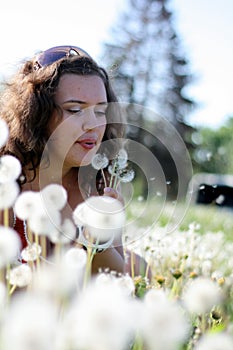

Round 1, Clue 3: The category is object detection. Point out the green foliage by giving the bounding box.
[192,116,233,175]
[134,276,148,298]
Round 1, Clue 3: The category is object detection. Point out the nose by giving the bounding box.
[82,107,100,131]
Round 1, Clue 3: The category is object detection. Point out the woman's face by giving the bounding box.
[47,74,107,174]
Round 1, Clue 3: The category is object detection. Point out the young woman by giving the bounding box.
[0,45,129,273]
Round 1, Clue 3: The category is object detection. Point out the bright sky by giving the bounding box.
[170,0,233,129]
[1,0,232,129]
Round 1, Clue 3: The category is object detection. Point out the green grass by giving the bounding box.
[126,198,233,239]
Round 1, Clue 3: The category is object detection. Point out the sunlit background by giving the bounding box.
[1,3,233,347]
[1,0,233,199]
[1,0,233,129]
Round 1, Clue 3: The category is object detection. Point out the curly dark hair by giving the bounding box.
[0,52,125,188]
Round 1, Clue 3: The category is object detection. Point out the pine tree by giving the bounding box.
[101,0,196,198]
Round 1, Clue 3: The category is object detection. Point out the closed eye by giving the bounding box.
[67,108,82,115]
[95,110,106,117]
[62,100,108,116]
[94,104,107,117]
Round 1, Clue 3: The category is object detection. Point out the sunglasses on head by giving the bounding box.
[33,45,92,69]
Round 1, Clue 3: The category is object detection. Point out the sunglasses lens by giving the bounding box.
[38,51,67,67]
[36,46,91,68]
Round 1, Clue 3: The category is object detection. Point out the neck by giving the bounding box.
[23,164,78,190]
[23,164,96,210]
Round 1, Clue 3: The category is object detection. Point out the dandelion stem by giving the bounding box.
[27,225,34,245]
[9,284,17,295]
[145,258,151,280]
[101,169,107,188]
[40,236,47,259]
[83,231,95,289]
[3,208,9,227]
[130,250,135,279]
[200,314,207,334]
[0,268,4,283]
[109,160,117,188]
[113,173,119,189]
[83,245,93,289]
[6,263,11,301]
[35,234,40,268]
[170,279,180,298]
[109,175,114,188]
[55,242,61,263]
[132,332,144,350]
[115,179,121,190]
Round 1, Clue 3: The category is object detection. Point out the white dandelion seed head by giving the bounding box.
[0,181,19,210]
[14,191,39,220]
[107,164,115,176]
[91,153,109,170]
[1,294,58,350]
[0,118,9,148]
[63,247,87,271]
[27,201,61,237]
[195,332,233,350]
[59,248,86,289]
[7,264,32,288]
[141,289,190,350]
[73,196,125,242]
[201,259,213,276]
[72,201,87,227]
[49,218,76,244]
[61,218,76,240]
[116,148,128,169]
[95,272,135,297]
[0,281,7,309]
[0,155,22,183]
[115,274,135,296]
[41,183,68,211]
[21,243,42,262]
[144,288,169,305]
[0,226,21,268]
[182,277,223,314]
[118,168,135,183]
[61,280,136,350]
[32,261,78,299]
[95,272,115,286]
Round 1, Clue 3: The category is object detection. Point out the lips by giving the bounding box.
[76,137,98,150]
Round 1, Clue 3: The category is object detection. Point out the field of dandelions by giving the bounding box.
[1,117,233,350]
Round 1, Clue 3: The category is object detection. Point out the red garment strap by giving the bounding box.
[13,217,28,249]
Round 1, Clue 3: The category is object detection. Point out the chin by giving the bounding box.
[80,149,100,167]
[74,155,94,167]
[78,159,92,167]
[67,146,100,168]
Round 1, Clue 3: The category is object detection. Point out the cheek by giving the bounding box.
[97,127,106,144]
[99,118,107,137]
[48,114,81,142]
[101,124,106,138]
[47,111,62,136]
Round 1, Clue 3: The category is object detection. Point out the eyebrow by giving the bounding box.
[62,99,108,106]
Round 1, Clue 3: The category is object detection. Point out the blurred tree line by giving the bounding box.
[100,0,233,199]
[100,0,197,198]
[192,116,233,175]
